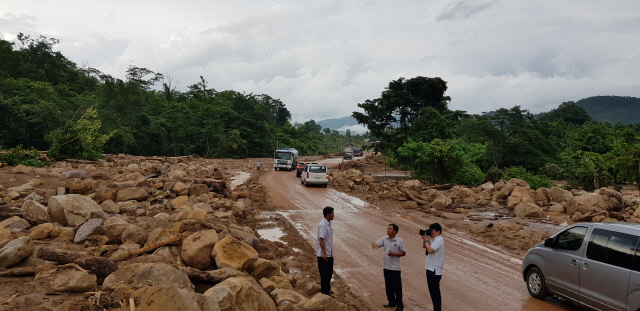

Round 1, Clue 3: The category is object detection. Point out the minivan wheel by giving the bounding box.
[526,267,549,299]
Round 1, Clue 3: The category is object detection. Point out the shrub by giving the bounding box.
[46,106,114,161]
[453,163,486,187]
[0,145,45,167]
[503,166,554,189]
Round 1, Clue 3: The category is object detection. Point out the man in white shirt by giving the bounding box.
[423,223,444,311]
[372,224,406,311]
[316,206,334,296]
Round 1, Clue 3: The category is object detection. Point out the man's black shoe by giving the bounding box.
[383,303,396,307]
[395,307,404,311]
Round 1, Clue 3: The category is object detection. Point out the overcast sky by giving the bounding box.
[2,1,639,130]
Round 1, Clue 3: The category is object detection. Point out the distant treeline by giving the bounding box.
[0,34,363,160]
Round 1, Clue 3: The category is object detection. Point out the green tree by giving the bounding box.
[352,76,451,153]
[46,106,115,160]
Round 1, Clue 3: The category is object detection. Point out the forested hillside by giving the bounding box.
[0,34,361,159]
[576,96,640,125]
[353,78,640,190]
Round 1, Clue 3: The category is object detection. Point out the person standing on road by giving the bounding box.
[317,206,335,296]
[256,161,262,170]
[423,223,444,311]
[372,224,406,311]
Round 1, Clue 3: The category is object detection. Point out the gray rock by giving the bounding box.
[0,216,31,231]
[7,183,34,192]
[74,218,105,243]
[57,187,66,196]
[24,192,44,201]
[0,236,34,268]
[58,170,87,179]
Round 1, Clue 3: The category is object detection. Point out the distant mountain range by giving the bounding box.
[316,96,640,130]
[575,96,640,125]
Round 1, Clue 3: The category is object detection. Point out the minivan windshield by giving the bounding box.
[274,152,291,160]
[309,166,326,173]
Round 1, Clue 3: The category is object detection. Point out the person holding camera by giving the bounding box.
[423,223,444,311]
[317,206,335,297]
[372,224,406,311]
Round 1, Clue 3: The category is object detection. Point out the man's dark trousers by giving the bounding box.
[383,269,403,307]
[426,269,442,311]
[317,257,333,295]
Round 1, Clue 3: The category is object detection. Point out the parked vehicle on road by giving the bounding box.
[522,222,640,311]
[274,148,298,171]
[353,148,362,157]
[343,152,353,160]
[300,164,328,187]
[296,162,318,177]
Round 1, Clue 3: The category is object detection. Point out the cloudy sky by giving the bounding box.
[2,0,639,128]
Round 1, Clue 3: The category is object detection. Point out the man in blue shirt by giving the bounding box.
[373,224,406,311]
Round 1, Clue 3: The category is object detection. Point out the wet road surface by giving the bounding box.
[262,169,586,311]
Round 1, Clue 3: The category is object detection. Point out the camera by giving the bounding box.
[419,228,432,236]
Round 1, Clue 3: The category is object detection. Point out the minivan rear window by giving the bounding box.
[309,166,326,173]
[587,228,639,269]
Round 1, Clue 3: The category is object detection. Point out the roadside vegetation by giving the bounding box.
[0,34,364,162]
[353,77,640,190]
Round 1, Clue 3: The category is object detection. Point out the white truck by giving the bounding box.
[273,148,299,171]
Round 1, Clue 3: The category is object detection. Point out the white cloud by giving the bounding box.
[1,0,639,122]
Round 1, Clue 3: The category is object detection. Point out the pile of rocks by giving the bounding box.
[0,156,348,311]
[330,169,640,222]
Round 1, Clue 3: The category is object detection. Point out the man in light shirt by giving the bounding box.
[372,224,406,311]
[423,223,444,311]
[316,206,334,296]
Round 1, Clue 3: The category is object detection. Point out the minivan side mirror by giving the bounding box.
[544,238,554,248]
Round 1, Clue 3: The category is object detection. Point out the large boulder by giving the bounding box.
[50,268,97,292]
[248,258,281,280]
[116,187,149,202]
[548,187,572,203]
[181,229,220,269]
[402,180,423,192]
[507,186,536,210]
[102,263,194,291]
[566,193,606,216]
[0,236,34,268]
[47,195,105,227]
[21,200,51,224]
[189,184,210,197]
[270,289,308,307]
[514,202,545,218]
[493,178,529,201]
[203,276,277,311]
[597,187,625,212]
[227,228,260,248]
[299,293,348,311]
[431,195,452,211]
[212,236,259,271]
[0,227,11,247]
[145,228,179,247]
[172,196,191,209]
[128,284,207,311]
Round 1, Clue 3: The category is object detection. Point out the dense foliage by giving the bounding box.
[0,34,363,161]
[355,77,640,189]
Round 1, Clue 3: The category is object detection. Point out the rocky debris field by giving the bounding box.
[331,154,640,255]
[0,155,353,311]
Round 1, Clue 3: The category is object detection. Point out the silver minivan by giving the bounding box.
[522,223,640,311]
[300,164,328,187]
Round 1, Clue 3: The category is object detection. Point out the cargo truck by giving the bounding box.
[273,148,299,171]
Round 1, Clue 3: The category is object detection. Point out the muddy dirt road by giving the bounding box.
[262,168,585,310]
